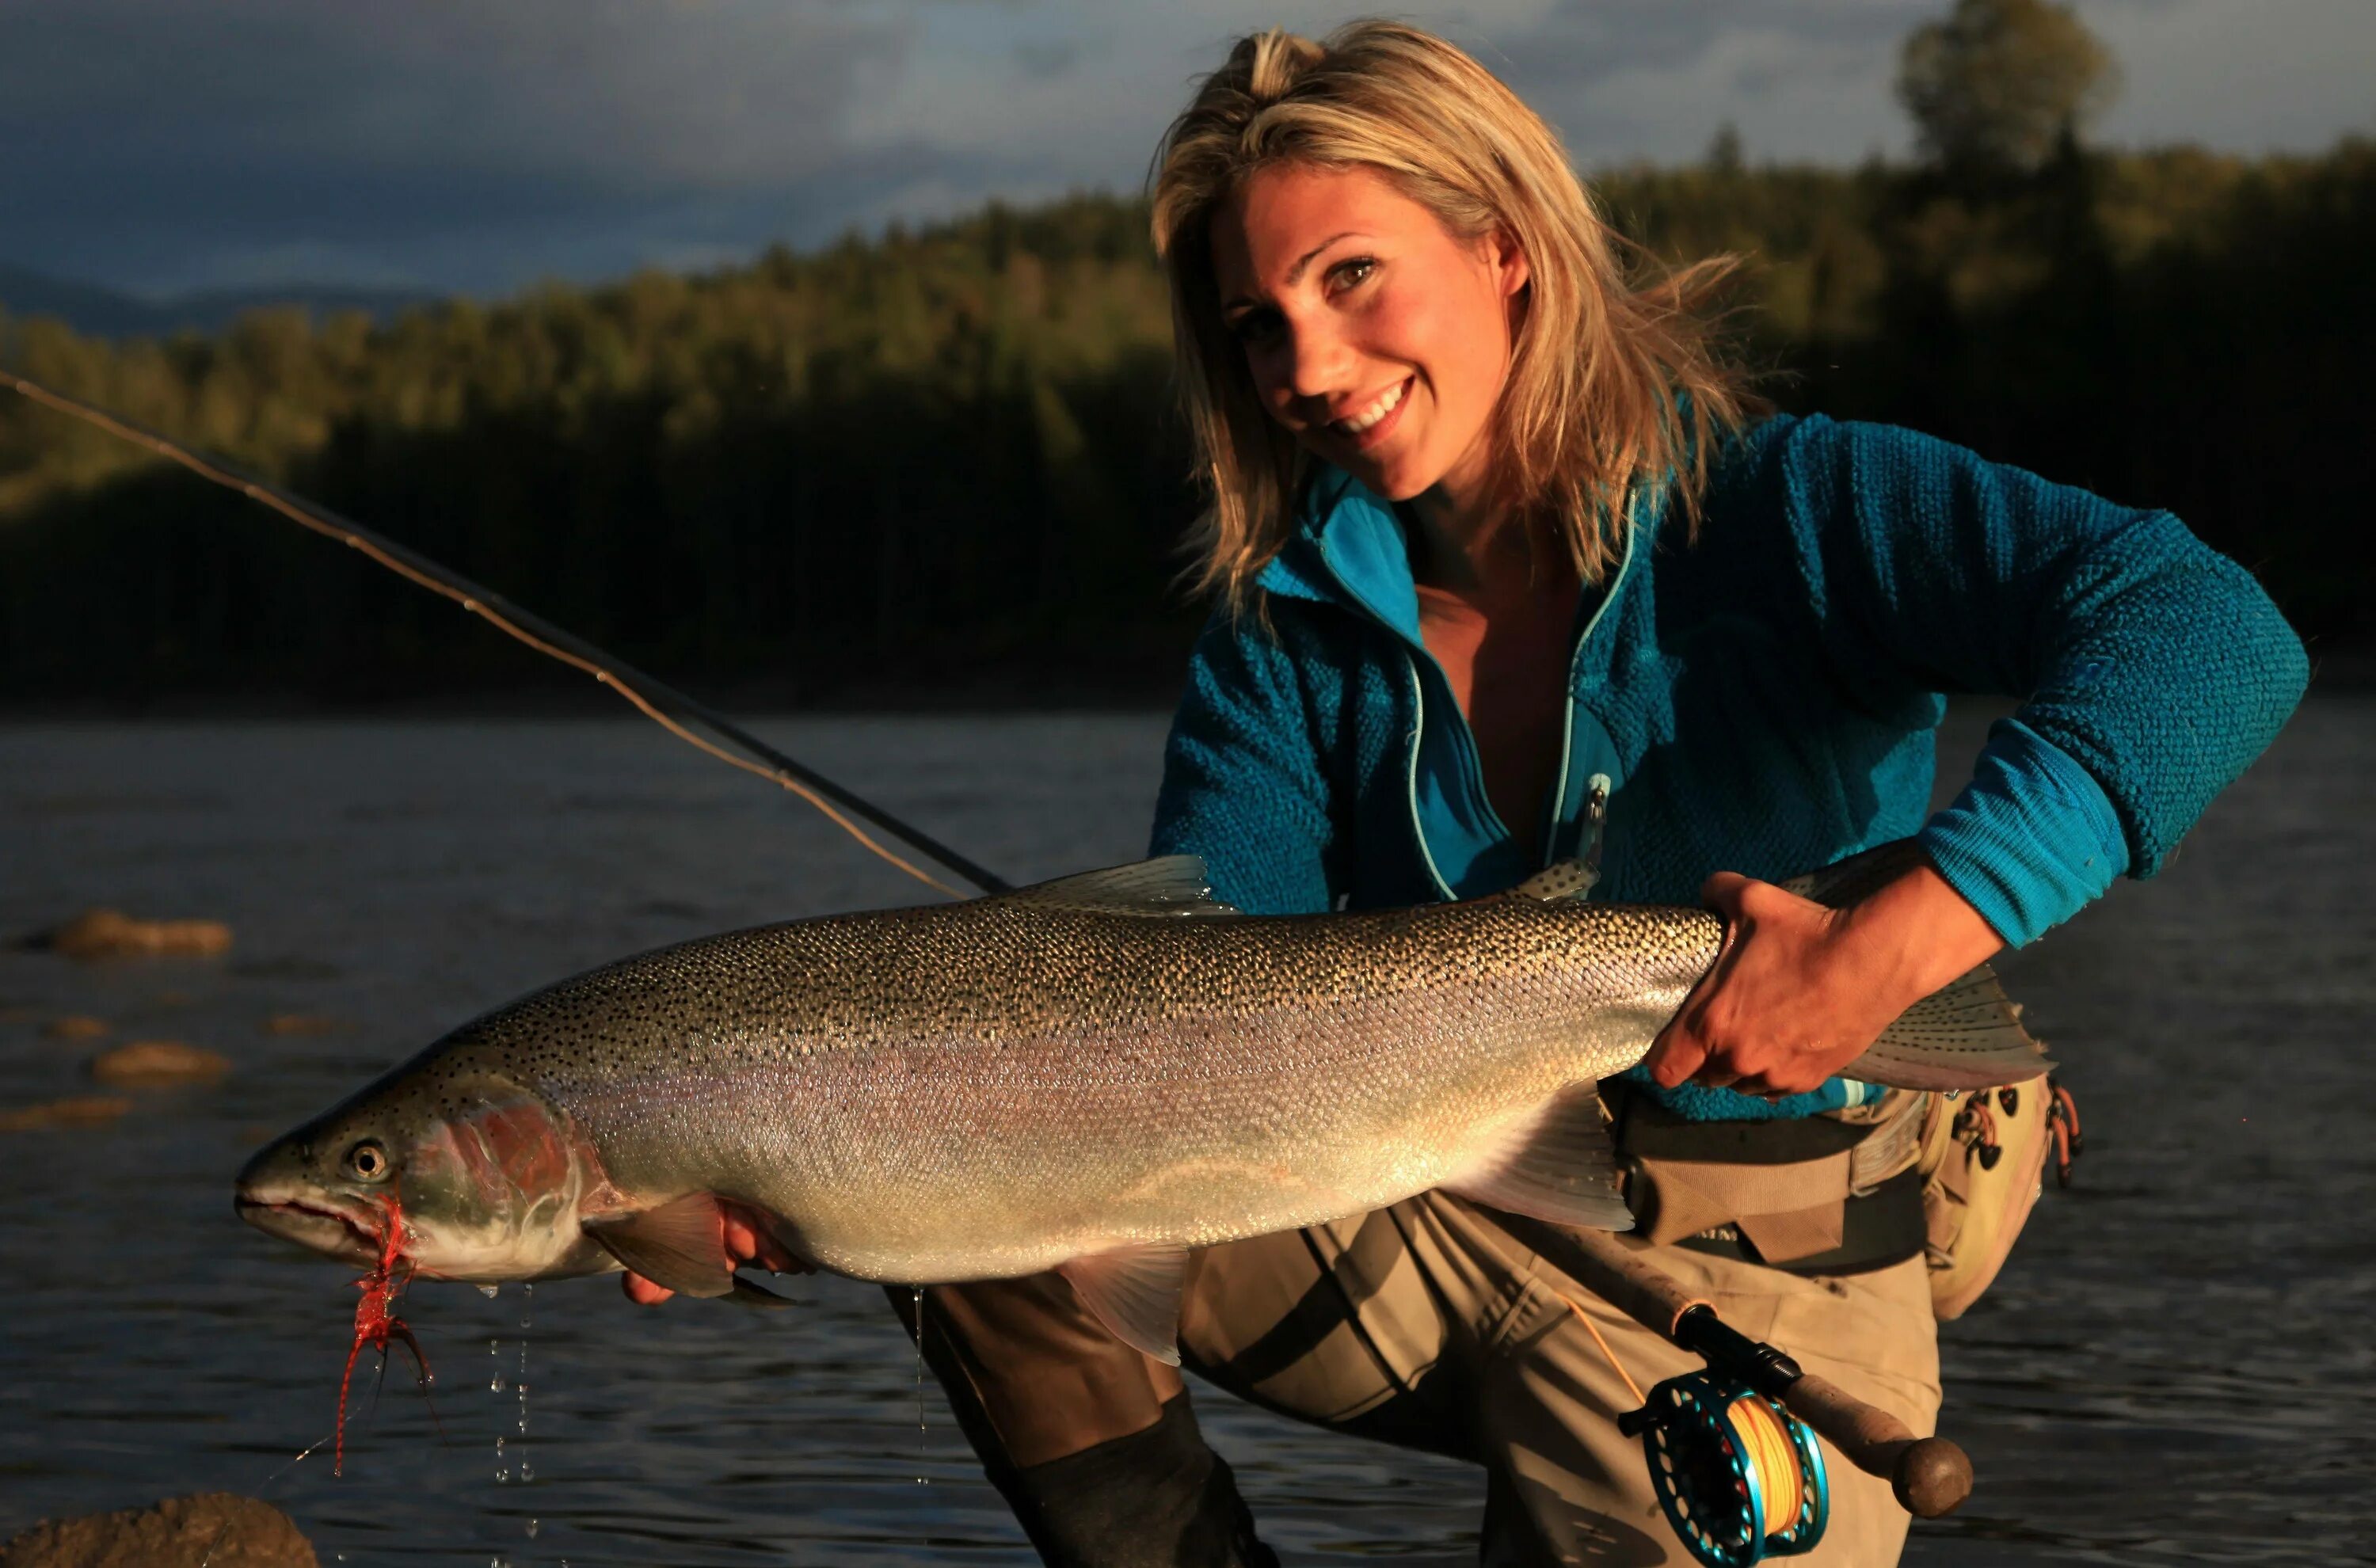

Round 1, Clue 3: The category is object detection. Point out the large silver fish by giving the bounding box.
[235,848,2046,1361]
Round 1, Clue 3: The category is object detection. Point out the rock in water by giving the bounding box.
[0,1098,131,1133]
[88,1041,231,1086]
[0,1493,315,1567]
[26,910,233,960]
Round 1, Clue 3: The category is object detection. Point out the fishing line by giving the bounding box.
[0,370,1010,900]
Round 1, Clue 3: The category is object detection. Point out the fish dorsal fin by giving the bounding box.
[1777,839,1931,909]
[1057,1244,1191,1365]
[1004,856,1239,918]
[1512,859,1597,903]
[1440,1083,1632,1230]
[583,1192,734,1299]
[1849,964,2055,1091]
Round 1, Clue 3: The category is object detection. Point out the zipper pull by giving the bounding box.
[1578,774,1611,896]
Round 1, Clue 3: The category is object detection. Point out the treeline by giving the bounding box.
[1,145,2367,707]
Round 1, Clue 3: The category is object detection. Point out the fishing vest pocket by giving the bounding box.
[1916,1078,2069,1320]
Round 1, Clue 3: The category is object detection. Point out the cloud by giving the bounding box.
[0,0,926,291]
[1,0,2367,297]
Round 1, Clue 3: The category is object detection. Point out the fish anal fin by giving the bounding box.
[1005,857,1238,918]
[1850,963,2055,1092]
[1511,860,1596,904]
[1441,1083,1633,1231]
[584,1192,735,1299]
[1057,1245,1191,1366]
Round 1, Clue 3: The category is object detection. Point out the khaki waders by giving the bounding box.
[903,1166,1941,1566]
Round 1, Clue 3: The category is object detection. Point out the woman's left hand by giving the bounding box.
[1642,859,2005,1099]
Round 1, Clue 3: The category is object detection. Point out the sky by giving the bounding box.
[2,0,2368,299]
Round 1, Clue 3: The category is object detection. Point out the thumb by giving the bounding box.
[1643,1012,1710,1090]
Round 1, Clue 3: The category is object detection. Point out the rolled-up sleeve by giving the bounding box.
[1771,416,2309,946]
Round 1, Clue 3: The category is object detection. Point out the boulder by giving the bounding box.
[40,1017,109,1041]
[88,1041,232,1086]
[0,1492,314,1567]
[28,911,233,961]
[0,1098,131,1133]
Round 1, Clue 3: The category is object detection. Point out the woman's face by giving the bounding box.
[1209,162,1529,511]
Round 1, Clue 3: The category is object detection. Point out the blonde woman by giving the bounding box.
[634,20,2306,1564]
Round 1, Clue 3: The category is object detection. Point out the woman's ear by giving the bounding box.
[1488,226,1531,299]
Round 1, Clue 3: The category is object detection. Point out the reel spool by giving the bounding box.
[1620,1371,1830,1567]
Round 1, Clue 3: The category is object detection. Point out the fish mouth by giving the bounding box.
[235,1191,382,1263]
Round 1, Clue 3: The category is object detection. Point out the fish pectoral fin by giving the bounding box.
[583,1193,737,1299]
[1441,1083,1633,1231]
[1056,1245,1192,1367]
[1003,857,1239,918]
[1849,965,2055,1091]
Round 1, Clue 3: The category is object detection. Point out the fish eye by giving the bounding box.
[344,1140,390,1182]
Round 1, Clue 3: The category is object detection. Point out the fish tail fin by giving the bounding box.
[1849,964,2054,1092]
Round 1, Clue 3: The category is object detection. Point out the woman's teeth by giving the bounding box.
[1335,380,1404,436]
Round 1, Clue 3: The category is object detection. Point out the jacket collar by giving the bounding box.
[1256,464,1657,685]
[1255,466,1425,647]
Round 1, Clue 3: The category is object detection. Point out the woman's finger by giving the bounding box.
[622,1271,674,1306]
[722,1205,808,1273]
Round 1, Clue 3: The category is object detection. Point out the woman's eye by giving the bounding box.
[1327,257,1377,293]
[345,1140,390,1182]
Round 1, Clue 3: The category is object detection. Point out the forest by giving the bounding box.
[2,135,2369,706]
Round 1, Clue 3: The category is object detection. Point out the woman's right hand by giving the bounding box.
[620,1199,809,1304]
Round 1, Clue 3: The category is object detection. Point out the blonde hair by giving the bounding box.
[1151,20,1756,607]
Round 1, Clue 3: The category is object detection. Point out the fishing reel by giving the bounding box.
[1620,1370,1829,1568]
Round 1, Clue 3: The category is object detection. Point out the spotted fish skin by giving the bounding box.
[235,852,2046,1314]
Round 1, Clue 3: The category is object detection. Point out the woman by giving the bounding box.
[637,21,2306,1565]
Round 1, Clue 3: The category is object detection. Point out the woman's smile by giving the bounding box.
[1328,375,1412,450]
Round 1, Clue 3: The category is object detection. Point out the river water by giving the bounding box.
[0,702,2367,1566]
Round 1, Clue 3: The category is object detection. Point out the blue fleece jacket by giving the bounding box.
[1148,413,2309,1121]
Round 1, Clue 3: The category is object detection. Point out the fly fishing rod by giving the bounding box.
[0,368,1010,900]
[10,367,1974,1555]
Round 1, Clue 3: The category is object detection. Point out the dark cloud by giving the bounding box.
[1,0,2366,298]
[0,0,922,291]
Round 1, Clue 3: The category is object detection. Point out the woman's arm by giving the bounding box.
[1149,606,1344,915]
[1647,416,2309,1095]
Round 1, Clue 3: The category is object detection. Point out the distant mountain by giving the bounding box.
[0,261,434,339]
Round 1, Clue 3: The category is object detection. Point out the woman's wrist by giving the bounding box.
[1832,859,2006,1017]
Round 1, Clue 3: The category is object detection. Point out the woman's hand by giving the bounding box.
[1642,858,2005,1098]
[620,1200,810,1305]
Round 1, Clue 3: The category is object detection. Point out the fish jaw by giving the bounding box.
[234,1186,383,1266]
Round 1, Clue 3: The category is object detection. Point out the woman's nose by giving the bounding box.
[1275,320,1353,409]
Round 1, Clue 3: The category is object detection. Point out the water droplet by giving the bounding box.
[490,1373,507,1392]
[525,1518,540,1539]
[520,1461,535,1482]
[478,1284,500,1300]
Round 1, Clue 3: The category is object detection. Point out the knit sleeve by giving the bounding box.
[1149,607,1341,917]
[1768,414,2309,946]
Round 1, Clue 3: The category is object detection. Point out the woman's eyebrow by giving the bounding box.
[1223,230,1372,310]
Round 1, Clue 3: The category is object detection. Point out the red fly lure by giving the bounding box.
[334,1189,432,1475]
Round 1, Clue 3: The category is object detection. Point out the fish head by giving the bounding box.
[237,1061,608,1283]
